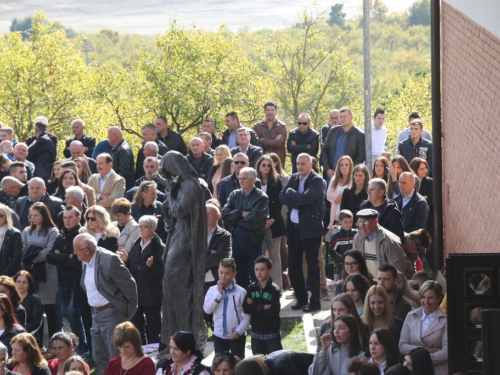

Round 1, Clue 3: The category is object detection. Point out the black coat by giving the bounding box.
[157,130,188,155]
[20,293,43,335]
[394,188,429,234]
[340,188,368,223]
[206,226,232,280]
[127,233,164,306]
[265,179,285,238]
[287,127,320,172]
[320,125,365,170]
[279,171,325,240]
[0,324,25,355]
[0,228,22,277]
[16,193,64,230]
[14,304,26,328]
[26,132,56,182]
[111,139,135,191]
[63,134,96,158]
[186,151,214,182]
[97,236,118,253]
[418,176,434,232]
[47,225,81,287]
[134,139,169,180]
[397,136,433,176]
[230,144,263,168]
[216,174,262,208]
[360,197,405,243]
[210,133,222,148]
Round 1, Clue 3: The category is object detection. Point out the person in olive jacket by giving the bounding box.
[118,215,164,345]
[0,204,22,277]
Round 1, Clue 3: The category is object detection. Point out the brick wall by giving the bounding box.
[442,3,500,255]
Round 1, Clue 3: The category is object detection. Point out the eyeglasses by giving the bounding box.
[0,214,5,219]
[297,122,309,125]
[87,217,97,222]
[260,164,271,168]
[138,225,151,229]
[233,161,247,165]
[344,261,358,268]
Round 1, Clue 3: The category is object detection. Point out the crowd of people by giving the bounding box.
[0,100,444,375]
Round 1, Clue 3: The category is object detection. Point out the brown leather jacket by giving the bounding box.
[253,118,288,163]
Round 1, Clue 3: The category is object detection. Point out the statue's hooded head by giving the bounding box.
[159,151,198,181]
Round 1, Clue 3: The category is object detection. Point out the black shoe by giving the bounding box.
[303,305,321,313]
[291,302,309,310]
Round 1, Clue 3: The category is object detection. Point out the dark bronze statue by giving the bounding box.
[158,151,207,351]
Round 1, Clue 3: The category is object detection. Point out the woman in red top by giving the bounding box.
[104,322,155,375]
[47,332,89,375]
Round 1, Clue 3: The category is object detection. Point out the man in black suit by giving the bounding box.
[230,127,263,168]
[16,177,64,229]
[280,153,325,312]
[26,117,56,182]
[204,203,232,328]
[63,119,96,158]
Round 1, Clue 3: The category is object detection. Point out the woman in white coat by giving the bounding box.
[399,280,448,375]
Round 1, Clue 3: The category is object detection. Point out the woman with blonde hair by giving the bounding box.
[207,145,232,198]
[363,286,404,344]
[0,203,23,278]
[327,155,353,228]
[8,332,50,375]
[80,205,119,252]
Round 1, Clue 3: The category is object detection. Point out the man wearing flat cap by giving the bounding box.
[352,208,414,279]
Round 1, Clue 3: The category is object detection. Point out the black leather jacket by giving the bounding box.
[222,187,268,244]
[111,139,135,190]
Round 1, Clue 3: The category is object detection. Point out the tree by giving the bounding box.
[408,0,431,26]
[10,17,33,40]
[140,22,271,135]
[259,7,357,127]
[371,0,389,21]
[0,12,88,141]
[328,4,346,28]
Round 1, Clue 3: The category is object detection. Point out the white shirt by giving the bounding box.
[421,309,438,334]
[140,239,152,252]
[402,189,415,208]
[98,170,113,196]
[84,253,110,307]
[371,123,387,156]
[290,172,311,224]
[205,227,217,283]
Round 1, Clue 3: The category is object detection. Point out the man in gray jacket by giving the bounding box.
[74,233,138,375]
[352,209,414,279]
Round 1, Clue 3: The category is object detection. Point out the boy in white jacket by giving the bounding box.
[204,258,250,359]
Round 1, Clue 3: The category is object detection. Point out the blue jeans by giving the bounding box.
[232,238,263,290]
[58,286,87,356]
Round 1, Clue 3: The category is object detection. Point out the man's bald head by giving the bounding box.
[69,140,85,158]
[73,233,97,263]
[1,176,23,197]
[398,172,415,196]
[107,126,123,147]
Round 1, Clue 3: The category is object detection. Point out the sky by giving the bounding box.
[0,0,417,34]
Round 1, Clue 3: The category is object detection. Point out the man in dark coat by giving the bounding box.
[229,128,263,168]
[47,206,87,357]
[63,119,96,158]
[108,127,135,191]
[26,117,56,182]
[287,114,319,173]
[394,172,429,235]
[135,124,169,180]
[320,107,365,179]
[186,137,214,182]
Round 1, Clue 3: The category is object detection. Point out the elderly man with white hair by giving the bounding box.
[118,215,164,345]
[222,167,268,290]
[108,126,135,190]
[68,140,97,173]
[186,136,214,182]
[74,232,137,375]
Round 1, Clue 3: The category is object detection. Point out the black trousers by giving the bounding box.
[131,305,162,345]
[287,226,322,307]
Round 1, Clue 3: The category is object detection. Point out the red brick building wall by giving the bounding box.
[441,3,500,255]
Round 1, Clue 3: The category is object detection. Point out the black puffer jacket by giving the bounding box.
[111,139,135,190]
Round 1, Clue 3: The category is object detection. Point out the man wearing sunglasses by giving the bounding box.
[216,153,262,209]
[287,113,319,173]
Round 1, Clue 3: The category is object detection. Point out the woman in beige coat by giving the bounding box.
[399,280,448,375]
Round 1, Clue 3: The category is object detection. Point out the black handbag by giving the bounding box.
[22,246,46,289]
